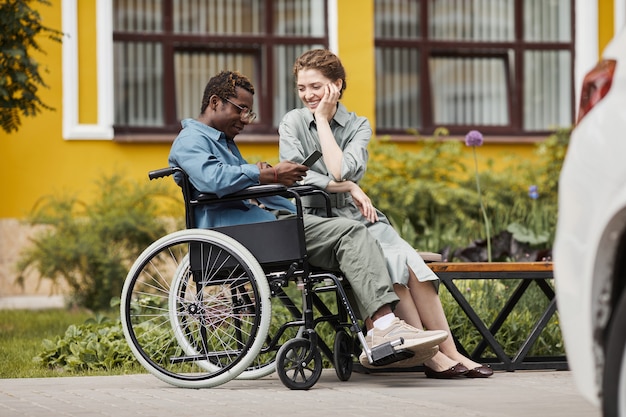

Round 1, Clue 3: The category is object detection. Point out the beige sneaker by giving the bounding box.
[359,346,439,369]
[359,318,448,367]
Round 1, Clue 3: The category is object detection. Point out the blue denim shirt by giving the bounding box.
[168,118,296,228]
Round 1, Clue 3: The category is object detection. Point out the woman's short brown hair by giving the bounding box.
[293,49,347,98]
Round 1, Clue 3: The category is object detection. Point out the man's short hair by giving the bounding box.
[200,70,255,114]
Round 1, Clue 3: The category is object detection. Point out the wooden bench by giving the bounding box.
[428,261,567,371]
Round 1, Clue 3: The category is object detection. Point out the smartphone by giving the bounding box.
[302,150,322,167]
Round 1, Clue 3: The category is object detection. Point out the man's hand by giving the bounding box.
[259,160,308,186]
[274,161,309,185]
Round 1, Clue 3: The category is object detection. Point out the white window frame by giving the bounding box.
[62,0,114,140]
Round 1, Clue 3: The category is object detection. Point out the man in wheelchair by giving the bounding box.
[168,70,448,368]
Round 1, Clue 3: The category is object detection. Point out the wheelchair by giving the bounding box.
[120,166,416,390]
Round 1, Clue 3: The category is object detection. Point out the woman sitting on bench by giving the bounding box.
[279,49,493,379]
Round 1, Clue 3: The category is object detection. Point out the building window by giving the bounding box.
[113,0,328,137]
[374,0,574,136]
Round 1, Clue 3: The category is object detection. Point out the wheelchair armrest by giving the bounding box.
[283,185,333,218]
[285,185,321,196]
[199,185,322,201]
[195,185,332,218]
[195,184,288,204]
[148,165,333,220]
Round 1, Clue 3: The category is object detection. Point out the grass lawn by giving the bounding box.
[0,308,142,379]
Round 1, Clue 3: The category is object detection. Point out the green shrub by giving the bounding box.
[33,313,138,372]
[361,129,570,257]
[17,173,183,311]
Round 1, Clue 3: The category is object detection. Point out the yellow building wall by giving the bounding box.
[77,1,98,125]
[598,0,615,55]
[2,0,616,221]
[336,0,376,123]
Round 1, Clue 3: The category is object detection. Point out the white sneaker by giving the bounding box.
[359,318,448,366]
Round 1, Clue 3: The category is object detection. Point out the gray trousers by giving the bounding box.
[281,213,399,319]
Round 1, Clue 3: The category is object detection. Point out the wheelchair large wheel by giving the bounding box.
[276,337,323,390]
[169,256,302,380]
[121,229,271,389]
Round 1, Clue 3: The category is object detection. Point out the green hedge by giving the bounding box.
[361,129,569,258]
[17,173,183,311]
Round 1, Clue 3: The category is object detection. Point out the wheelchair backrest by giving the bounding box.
[152,167,308,272]
[189,218,306,273]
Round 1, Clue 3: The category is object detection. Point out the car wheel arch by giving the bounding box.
[590,206,626,399]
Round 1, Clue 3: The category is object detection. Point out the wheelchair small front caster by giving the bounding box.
[333,330,353,381]
[276,338,322,390]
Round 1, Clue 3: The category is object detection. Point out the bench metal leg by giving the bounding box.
[439,272,567,371]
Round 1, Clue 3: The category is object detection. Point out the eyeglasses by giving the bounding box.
[224,98,257,122]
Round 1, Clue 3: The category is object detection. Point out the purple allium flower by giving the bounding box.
[465,130,484,146]
[528,185,539,200]
[467,128,491,261]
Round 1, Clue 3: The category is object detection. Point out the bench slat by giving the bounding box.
[428,261,552,273]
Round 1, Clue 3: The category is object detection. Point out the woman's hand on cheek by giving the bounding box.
[315,84,339,121]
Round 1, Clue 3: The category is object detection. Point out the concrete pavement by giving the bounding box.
[0,369,599,417]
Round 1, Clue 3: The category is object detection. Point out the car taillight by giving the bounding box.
[577,59,617,124]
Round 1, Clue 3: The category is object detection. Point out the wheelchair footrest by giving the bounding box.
[369,343,414,367]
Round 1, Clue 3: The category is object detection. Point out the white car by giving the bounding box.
[554,28,626,416]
